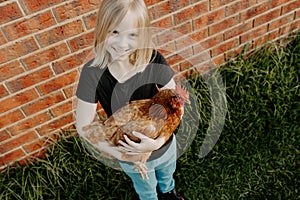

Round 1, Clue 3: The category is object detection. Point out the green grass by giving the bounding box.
[1,33,299,199]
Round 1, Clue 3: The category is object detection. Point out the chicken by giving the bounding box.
[81,85,190,179]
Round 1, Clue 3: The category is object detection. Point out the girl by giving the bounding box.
[76,0,185,199]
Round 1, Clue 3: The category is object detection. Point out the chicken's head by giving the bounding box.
[171,85,190,109]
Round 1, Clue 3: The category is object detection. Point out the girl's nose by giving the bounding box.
[116,35,129,50]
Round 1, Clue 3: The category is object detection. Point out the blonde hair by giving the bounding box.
[92,0,154,70]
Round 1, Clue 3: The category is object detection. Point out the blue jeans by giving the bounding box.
[120,135,177,200]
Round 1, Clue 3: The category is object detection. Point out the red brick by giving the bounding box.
[53,0,100,22]
[63,84,77,99]
[174,21,192,35]
[8,112,52,136]
[83,12,97,30]
[175,47,194,63]
[179,60,193,71]
[145,0,162,7]
[27,148,48,161]
[192,40,209,57]
[19,0,65,14]
[0,37,39,65]
[240,0,258,10]
[254,8,281,27]
[174,2,208,25]
[153,0,189,22]
[0,149,26,165]
[190,28,208,42]
[253,35,269,48]
[0,131,38,154]
[0,84,9,98]
[36,20,85,47]
[187,47,211,69]
[68,31,94,52]
[0,61,25,82]
[0,2,23,25]
[50,100,73,117]
[23,138,48,153]
[52,49,90,74]
[36,113,74,135]
[199,34,223,50]
[37,70,79,95]
[0,89,39,113]
[0,129,11,143]
[21,43,70,70]
[209,15,239,36]
[296,10,300,19]
[240,1,269,21]
[290,18,300,31]
[156,42,176,57]
[156,29,183,47]
[282,0,300,15]
[211,38,239,57]
[3,11,56,41]
[0,109,25,128]
[270,0,290,8]
[224,21,253,40]
[166,53,185,66]
[269,12,295,31]
[209,0,221,10]
[225,1,242,17]
[151,1,172,20]
[268,30,279,41]
[171,64,180,74]
[193,8,225,30]
[22,91,66,116]
[170,0,191,11]
[0,30,8,46]
[278,23,293,36]
[175,35,195,51]
[212,54,225,65]
[151,16,174,28]
[240,24,268,43]
[219,0,238,5]
[225,47,239,60]
[6,66,54,93]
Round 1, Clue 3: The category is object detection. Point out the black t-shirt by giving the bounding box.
[76,50,175,161]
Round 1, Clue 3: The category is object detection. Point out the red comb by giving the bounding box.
[175,85,190,103]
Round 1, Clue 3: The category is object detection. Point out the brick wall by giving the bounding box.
[0,0,299,170]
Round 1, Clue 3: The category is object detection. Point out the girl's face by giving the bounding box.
[105,10,139,62]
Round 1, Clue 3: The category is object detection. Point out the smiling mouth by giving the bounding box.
[113,47,127,55]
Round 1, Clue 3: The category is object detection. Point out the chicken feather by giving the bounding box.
[81,85,189,179]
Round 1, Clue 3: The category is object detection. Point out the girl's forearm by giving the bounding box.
[75,98,97,136]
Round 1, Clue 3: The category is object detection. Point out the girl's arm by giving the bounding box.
[76,99,97,133]
[161,78,176,90]
[76,99,124,160]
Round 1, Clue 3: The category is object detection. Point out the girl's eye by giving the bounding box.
[111,30,119,35]
[130,33,138,38]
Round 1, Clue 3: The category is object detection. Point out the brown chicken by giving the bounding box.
[81,85,190,179]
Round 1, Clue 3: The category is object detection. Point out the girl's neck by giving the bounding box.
[108,60,138,83]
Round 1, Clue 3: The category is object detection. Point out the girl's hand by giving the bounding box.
[118,131,165,154]
[93,140,124,160]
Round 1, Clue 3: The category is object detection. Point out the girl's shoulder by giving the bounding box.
[150,50,168,65]
[80,59,107,76]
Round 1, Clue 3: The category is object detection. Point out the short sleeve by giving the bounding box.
[76,60,104,103]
